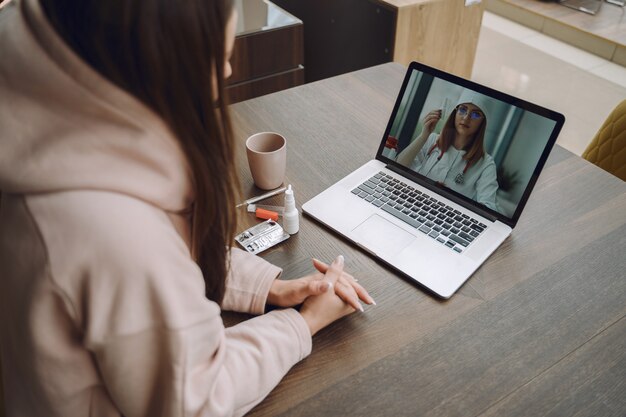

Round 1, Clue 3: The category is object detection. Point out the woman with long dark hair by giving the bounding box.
[396,90,499,211]
[0,0,373,415]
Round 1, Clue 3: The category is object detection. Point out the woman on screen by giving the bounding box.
[396,89,499,211]
[0,0,374,416]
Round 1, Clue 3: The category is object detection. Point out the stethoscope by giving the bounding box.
[426,141,470,185]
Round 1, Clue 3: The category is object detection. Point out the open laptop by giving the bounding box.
[302,61,565,298]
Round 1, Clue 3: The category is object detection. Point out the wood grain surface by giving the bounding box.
[387,0,485,78]
[226,63,626,417]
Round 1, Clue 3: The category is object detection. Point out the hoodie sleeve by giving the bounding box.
[412,133,438,169]
[221,248,282,315]
[29,191,312,417]
[93,308,312,417]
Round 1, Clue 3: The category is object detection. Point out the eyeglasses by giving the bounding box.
[456,105,483,120]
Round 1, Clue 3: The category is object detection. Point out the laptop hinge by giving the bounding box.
[385,163,499,223]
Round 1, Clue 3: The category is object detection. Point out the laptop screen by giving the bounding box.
[377,62,565,227]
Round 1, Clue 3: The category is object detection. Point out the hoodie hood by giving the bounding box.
[0,0,193,212]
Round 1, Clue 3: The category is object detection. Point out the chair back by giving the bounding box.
[0,356,5,417]
[582,100,626,181]
[0,195,4,416]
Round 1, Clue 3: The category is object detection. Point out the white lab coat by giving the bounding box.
[410,133,499,211]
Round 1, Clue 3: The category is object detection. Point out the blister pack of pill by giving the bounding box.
[235,219,290,254]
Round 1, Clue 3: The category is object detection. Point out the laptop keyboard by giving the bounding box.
[351,172,487,254]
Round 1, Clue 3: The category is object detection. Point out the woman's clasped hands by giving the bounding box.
[267,256,375,335]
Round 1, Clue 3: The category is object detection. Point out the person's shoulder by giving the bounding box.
[32,190,181,250]
[27,190,195,285]
[477,152,497,178]
[27,190,214,335]
[482,152,496,165]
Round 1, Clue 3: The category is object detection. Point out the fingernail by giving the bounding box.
[358,303,364,312]
[325,281,333,291]
[335,255,344,266]
[371,299,377,306]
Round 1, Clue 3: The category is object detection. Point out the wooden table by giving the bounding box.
[226,63,626,417]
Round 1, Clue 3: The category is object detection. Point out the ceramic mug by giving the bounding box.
[245,132,286,190]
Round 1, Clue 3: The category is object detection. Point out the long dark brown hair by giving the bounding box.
[40,0,239,304]
[431,106,487,170]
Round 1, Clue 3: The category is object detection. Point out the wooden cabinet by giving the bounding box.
[272,0,396,83]
[271,0,484,81]
[227,0,304,103]
[386,0,485,78]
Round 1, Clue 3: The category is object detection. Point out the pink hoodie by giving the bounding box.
[0,1,312,416]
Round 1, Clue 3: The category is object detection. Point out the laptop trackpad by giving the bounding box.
[351,215,415,258]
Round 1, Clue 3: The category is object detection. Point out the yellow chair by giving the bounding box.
[0,356,4,417]
[0,198,4,417]
[582,99,626,181]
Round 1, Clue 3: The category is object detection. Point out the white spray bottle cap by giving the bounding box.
[283,184,299,234]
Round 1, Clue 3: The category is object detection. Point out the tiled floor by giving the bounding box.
[473,12,626,156]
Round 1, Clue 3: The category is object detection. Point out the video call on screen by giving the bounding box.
[384,69,557,218]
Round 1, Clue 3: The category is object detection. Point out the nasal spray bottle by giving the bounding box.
[282,184,299,234]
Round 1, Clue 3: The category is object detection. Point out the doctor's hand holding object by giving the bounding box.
[422,109,443,137]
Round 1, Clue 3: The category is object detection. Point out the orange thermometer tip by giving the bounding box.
[255,208,279,221]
